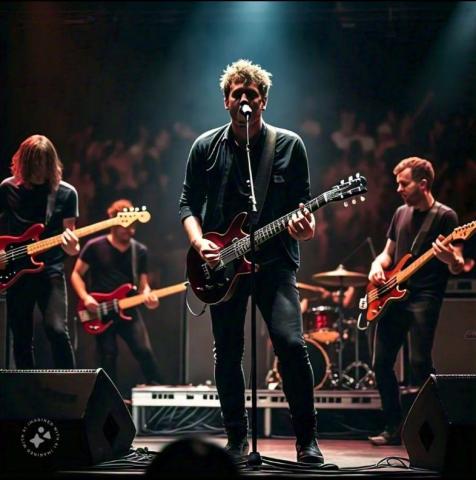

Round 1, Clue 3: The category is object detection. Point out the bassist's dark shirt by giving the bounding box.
[79,235,148,293]
[0,177,78,276]
[387,203,458,296]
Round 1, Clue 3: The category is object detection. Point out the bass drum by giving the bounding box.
[270,336,331,390]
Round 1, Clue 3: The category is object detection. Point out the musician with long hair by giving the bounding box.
[0,134,79,368]
[179,59,323,463]
[367,156,464,445]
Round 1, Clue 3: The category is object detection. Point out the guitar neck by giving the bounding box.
[26,218,117,256]
[396,232,455,284]
[118,282,188,310]
[242,195,326,254]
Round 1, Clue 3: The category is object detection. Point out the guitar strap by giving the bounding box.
[252,124,277,224]
[45,188,58,225]
[131,238,138,288]
[410,201,441,257]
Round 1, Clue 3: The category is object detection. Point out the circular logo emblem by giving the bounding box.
[20,418,60,458]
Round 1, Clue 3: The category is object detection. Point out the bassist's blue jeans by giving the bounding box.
[210,266,317,441]
[369,290,442,429]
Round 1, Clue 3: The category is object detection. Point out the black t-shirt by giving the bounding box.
[0,177,79,276]
[79,235,148,293]
[387,203,459,295]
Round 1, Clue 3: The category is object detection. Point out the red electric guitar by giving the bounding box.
[363,220,476,322]
[0,208,151,291]
[78,282,188,335]
[187,174,368,305]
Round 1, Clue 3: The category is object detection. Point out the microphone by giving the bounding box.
[240,100,252,118]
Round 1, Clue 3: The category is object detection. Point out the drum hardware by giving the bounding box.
[312,264,374,389]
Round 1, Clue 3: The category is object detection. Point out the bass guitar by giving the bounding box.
[78,282,188,335]
[187,174,368,304]
[0,208,151,291]
[362,220,476,322]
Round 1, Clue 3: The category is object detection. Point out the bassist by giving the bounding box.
[70,199,162,386]
[367,157,464,446]
[0,135,79,369]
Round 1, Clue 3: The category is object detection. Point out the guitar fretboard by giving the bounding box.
[395,232,455,284]
[26,218,118,255]
[118,282,188,309]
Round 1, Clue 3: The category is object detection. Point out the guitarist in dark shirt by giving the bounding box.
[0,134,79,368]
[179,59,323,463]
[70,199,162,386]
[367,157,464,445]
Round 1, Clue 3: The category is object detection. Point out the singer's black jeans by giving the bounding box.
[210,265,317,438]
[369,290,442,429]
[7,272,76,369]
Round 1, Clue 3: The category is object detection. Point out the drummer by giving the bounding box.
[299,285,355,315]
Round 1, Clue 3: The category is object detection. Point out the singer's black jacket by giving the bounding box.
[179,122,312,269]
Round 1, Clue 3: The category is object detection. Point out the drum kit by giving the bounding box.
[266,265,376,391]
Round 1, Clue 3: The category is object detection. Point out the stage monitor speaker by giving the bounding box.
[402,374,476,476]
[432,298,476,374]
[0,368,136,471]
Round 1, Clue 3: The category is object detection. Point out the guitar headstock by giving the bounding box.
[329,173,368,207]
[452,220,476,241]
[114,207,151,227]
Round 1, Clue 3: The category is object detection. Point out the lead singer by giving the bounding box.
[179,59,323,463]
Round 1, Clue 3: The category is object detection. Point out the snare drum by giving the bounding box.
[272,337,331,390]
[303,306,340,344]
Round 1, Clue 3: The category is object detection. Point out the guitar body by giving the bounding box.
[187,212,252,304]
[78,283,134,335]
[366,254,412,322]
[0,223,45,290]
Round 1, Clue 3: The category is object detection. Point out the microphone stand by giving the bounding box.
[242,112,262,467]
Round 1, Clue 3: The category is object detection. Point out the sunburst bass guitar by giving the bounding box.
[0,208,151,291]
[361,220,476,322]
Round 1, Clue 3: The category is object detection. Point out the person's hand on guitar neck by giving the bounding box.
[287,203,315,241]
[432,234,464,275]
[193,238,221,268]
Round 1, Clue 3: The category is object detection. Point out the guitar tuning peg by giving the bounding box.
[360,196,366,202]
[348,175,353,181]
[123,208,128,212]
[352,199,357,205]
[344,201,349,208]
[340,179,344,185]
[135,207,139,211]
[141,206,146,211]
[356,172,360,178]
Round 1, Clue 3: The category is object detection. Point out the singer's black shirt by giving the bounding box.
[179,122,312,270]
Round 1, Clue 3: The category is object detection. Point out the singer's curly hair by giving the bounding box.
[219,59,272,99]
[393,156,435,190]
[11,134,63,190]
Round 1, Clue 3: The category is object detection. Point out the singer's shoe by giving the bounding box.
[368,427,402,446]
[224,437,249,461]
[296,438,325,464]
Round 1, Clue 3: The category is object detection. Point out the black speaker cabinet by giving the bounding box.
[402,374,476,476]
[0,369,136,471]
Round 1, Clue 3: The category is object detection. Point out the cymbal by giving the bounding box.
[312,264,367,288]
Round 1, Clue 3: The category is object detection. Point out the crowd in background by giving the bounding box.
[62,98,476,286]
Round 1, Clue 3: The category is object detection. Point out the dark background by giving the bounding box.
[1,2,475,397]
